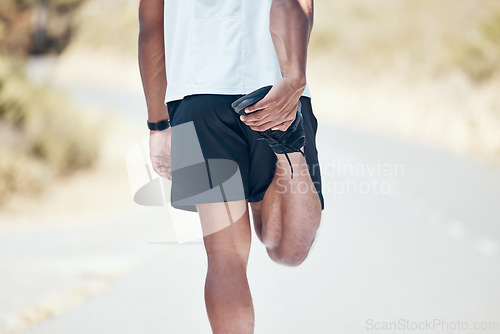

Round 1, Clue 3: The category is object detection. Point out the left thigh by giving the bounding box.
[198,200,252,263]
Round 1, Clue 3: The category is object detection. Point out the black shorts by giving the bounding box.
[166,94,324,212]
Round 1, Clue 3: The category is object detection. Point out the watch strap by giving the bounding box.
[147,119,170,131]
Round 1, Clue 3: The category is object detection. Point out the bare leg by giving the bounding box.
[252,152,321,266]
[198,200,254,334]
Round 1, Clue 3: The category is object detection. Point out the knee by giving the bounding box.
[267,246,310,267]
[207,254,248,275]
[261,227,282,249]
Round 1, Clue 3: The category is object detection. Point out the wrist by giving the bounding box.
[147,106,169,123]
[150,129,169,134]
[283,74,307,92]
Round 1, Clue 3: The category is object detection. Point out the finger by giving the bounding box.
[271,120,292,131]
[160,165,172,180]
[153,168,169,178]
[249,121,275,132]
[240,110,270,123]
[246,86,292,114]
[242,117,272,128]
[152,163,171,178]
[163,172,172,181]
[245,98,270,114]
[241,117,275,128]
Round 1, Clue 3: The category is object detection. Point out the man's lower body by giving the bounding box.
[167,94,324,333]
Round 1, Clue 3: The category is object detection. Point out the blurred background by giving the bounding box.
[1,0,499,333]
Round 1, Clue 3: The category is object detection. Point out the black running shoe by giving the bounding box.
[232,86,306,178]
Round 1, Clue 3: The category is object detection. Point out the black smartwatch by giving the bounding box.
[147,119,171,131]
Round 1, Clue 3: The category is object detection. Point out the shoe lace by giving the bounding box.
[259,132,305,179]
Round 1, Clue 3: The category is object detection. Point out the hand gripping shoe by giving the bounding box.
[231,86,306,179]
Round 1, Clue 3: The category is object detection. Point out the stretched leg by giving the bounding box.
[252,153,321,266]
[198,200,254,334]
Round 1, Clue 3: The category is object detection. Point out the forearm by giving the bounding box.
[269,0,313,91]
[138,0,168,122]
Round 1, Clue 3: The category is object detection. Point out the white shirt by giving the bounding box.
[163,0,310,103]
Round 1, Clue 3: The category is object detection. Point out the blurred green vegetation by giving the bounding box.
[450,11,500,82]
[0,56,100,203]
[0,0,102,204]
[68,0,138,56]
[310,0,500,83]
[0,0,85,55]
